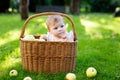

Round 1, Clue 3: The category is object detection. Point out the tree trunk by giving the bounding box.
[70,0,80,15]
[20,0,29,20]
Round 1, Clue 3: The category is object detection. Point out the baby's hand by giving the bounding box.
[57,37,68,42]
[39,34,47,41]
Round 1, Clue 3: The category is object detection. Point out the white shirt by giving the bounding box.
[46,31,74,42]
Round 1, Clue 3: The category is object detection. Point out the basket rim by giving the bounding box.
[20,38,78,43]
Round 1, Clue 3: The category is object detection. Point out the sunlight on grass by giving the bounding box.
[0,48,21,77]
[80,19,100,27]
[80,16,120,39]
[80,19,103,39]
[114,17,120,22]
[100,18,106,23]
[24,18,48,35]
[103,24,120,34]
[0,48,21,68]
[26,23,46,33]
[0,29,20,46]
[1,56,21,69]
[36,18,47,28]
[36,18,45,22]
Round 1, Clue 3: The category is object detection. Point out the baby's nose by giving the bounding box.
[58,27,62,31]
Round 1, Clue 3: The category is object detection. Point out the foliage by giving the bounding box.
[81,0,120,13]
[29,0,65,12]
[110,0,120,6]
[89,0,115,12]
[10,0,19,9]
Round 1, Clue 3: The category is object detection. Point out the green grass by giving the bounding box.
[0,13,120,80]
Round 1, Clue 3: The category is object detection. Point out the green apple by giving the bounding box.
[23,35,35,40]
[23,76,32,80]
[66,73,76,80]
[86,67,97,78]
[9,69,18,76]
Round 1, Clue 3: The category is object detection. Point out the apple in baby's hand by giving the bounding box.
[9,69,18,76]
[23,76,32,80]
[23,35,35,40]
[86,67,97,78]
[66,73,76,80]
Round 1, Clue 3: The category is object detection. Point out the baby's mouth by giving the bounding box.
[58,31,65,34]
[58,32,65,36]
[58,33,66,38]
[58,32,63,35]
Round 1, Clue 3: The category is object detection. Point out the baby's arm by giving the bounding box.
[39,34,47,41]
[67,31,74,42]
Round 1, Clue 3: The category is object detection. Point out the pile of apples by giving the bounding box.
[23,35,35,41]
[23,35,45,41]
[9,67,97,80]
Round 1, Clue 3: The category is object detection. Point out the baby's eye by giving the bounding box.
[54,27,58,30]
[60,25,64,28]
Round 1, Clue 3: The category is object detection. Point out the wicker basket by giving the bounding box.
[20,12,78,73]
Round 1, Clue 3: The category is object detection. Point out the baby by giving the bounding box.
[39,15,74,42]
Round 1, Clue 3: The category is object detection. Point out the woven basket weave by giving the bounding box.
[20,12,77,73]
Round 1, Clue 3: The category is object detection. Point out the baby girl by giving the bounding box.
[39,15,74,42]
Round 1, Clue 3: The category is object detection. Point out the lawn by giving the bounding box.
[0,13,120,80]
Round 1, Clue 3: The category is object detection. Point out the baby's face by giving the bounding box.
[49,21,66,38]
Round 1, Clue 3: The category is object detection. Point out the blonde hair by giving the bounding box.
[46,15,64,31]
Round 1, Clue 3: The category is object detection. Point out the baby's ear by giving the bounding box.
[48,29,50,32]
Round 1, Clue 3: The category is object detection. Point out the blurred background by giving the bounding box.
[0,0,120,14]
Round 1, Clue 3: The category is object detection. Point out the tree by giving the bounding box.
[20,0,29,20]
[70,0,80,15]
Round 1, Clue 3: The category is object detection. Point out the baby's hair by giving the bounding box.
[46,15,64,31]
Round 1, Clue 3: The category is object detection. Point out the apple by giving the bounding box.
[66,73,76,80]
[23,76,32,80]
[39,38,45,41]
[9,69,18,76]
[23,35,35,40]
[86,67,97,78]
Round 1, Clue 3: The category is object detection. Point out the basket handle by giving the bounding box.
[20,12,77,41]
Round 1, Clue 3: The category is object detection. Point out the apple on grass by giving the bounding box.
[86,67,97,78]
[23,76,32,80]
[9,69,18,76]
[66,73,76,80]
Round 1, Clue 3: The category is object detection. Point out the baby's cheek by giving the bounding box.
[54,31,59,35]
